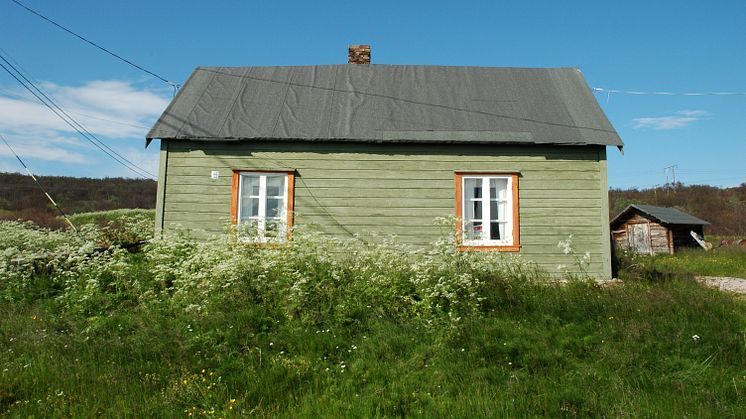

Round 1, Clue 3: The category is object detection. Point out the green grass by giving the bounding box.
[1,278,745,417]
[643,247,746,278]
[1,213,745,416]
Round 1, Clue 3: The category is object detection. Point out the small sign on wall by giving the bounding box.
[210,170,220,180]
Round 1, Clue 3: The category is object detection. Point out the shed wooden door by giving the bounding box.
[628,223,652,254]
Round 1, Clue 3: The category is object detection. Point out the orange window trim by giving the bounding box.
[454,172,521,252]
[230,169,295,240]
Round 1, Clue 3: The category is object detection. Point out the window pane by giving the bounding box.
[266,197,282,217]
[490,200,498,220]
[266,175,284,197]
[465,198,482,221]
[242,175,260,196]
[490,221,501,240]
[241,197,259,219]
[464,221,483,241]
[465,178,481,199]
[490,178,507,201]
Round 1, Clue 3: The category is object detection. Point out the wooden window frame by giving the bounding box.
[231,170,295,242]
[455,172,520,252]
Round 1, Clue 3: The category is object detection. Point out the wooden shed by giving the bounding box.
[610,204,709,255]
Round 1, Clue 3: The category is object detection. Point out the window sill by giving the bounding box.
[458,245,521,252]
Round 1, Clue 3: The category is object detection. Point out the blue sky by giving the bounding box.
[0,0,744,188]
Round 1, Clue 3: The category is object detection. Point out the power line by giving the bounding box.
[9,0,179,93]
[0,46,152,131]
[0,133,82,237]
[0,52,155,178]
[0,52,156,179]
[249,151,364,240]
[66,111,152,130]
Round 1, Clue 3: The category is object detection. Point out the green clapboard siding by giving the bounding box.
[157,140,613,278]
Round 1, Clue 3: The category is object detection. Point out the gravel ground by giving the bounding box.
[696,276,746,294]
[550,277,746,295]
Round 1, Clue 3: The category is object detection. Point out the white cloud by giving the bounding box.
[0,80,169,138]
[632,110,710,130]
[0,79,168,176]
[676,110,708,117]
[0,134,89,163]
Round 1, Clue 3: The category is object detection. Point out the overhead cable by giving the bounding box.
[0,46,151,131]
[0,53,157,179]
[9,0,180,93]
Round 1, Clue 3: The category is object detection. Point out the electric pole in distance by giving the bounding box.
[664,164,678,185]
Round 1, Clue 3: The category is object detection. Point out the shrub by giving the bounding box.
[0,219,551,326]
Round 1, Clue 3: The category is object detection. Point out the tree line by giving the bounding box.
[0,172,156,228]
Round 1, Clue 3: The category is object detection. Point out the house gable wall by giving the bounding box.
[158,140,611,278]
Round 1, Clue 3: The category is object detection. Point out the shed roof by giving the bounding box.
[611,204,710,226]
[147,65,623,147]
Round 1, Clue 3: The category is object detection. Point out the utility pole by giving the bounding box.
[664,164,678,185]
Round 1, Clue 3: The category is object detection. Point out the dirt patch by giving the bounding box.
[696,276,746,294]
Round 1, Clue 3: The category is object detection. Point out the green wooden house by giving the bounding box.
[146,52,623,278]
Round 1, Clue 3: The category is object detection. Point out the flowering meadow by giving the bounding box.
[1,212,745,417]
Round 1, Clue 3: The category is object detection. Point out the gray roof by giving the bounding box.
[147,65,623,147]
[611,204,710,226]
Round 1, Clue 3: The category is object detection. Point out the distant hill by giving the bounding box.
[609,183,746,236]
[0,172,156,228]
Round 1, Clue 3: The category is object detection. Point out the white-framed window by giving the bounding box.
[231,170,294,242]
[456,172,520,250]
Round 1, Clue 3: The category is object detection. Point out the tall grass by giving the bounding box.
[618,245,746,279]
[1,218,745,417]
[650,247,746,278]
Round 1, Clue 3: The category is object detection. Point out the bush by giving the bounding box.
[0,219,550,325]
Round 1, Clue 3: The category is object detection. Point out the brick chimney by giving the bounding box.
[348,45,371,65]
